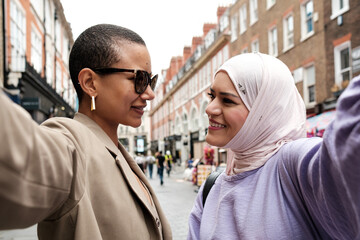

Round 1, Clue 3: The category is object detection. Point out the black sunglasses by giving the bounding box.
[90,67,158,94]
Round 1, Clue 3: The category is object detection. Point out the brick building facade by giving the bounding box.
[149,6,230,163]
[144,0,360,165]
[2,0,75,123]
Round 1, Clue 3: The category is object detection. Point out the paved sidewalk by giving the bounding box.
[148,165,199,240]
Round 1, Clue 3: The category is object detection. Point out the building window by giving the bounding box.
[239,4,247,34]
[190,108,199,132]
[45,1,54,36]
[217,51,223,69]
[10,0,26,71]
[304,65,316,105]
[331,0,349,19]
[56,63,62,95]
[200,101,208,128]
[268,27,278,56]
[206,62,211,86]
[46,52,53,86]
[249,0,258,25]
[283,14,294,51]
[251,39,259,52]
[30,0,43,20]
[267,0,276,9]
[301,0,314,40]
[231,13,238,42]
[223,45,229,62]
[202,65,207,88]
[219,10,229,32]
[175,117,181,135]
[182,114,188,133]
[242,47,248,54]
[62,36,69,63]
[334,42,351,89]
[55,21,61,51]
[63,76,69,103]
[31,27,42,73]
[212,56,217,76]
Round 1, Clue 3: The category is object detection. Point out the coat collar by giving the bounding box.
[73,113,120,156]
[73,113,161,221]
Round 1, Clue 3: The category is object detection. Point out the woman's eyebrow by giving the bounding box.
[219,92,240,98]
[210,87,240,99]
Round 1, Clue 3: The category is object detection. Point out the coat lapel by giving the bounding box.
[73,113,156,215]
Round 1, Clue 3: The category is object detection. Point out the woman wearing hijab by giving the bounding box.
[0,24,172,240]
[187,52,360,239]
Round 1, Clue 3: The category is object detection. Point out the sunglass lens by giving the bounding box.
[151,75,158,91]
[135,71,147,94]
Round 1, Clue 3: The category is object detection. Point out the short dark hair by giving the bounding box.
[69,24,146,101]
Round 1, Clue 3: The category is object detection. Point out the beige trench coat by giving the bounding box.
[0,92,172,240]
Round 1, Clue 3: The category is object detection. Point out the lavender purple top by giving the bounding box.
[188,75,360,240]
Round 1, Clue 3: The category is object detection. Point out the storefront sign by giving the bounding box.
[21,97,40,110]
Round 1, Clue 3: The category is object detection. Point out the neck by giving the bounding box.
[78,105,119,147]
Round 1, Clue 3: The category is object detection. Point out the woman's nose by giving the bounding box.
[205,100,221,117]
[141,85,155,100]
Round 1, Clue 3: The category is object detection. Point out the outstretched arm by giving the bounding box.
[298,76,360,238]
[0,91,76,229]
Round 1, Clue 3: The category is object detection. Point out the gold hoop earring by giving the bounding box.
[91,96,96,111]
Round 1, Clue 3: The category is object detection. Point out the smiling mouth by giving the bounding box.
[209,121,226,128]
[132,106,145,110]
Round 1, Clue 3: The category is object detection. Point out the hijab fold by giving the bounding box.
[216,53,306,176]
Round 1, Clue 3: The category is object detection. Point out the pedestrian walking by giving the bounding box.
[0,24,172,240]
[156,151,166,185]
[165,150,173,177]
[146,151,156,179]
[188,53,360,239]
[135,153,146,173]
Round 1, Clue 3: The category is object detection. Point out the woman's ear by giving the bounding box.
[78,68,98,98]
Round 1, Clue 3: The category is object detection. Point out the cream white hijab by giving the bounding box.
[215,53,306,175]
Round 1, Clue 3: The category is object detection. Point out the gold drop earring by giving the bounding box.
[91,96,96,111]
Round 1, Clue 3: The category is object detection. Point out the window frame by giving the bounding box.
[251,39,259,52]
[266,0,276,10]
[334,41,352,89]
[239,3,247,35]
[249,0,258,25]
[330,0,349,20]
[268,26,278,57]
[283,13,294,52]
[300,0,314,41]
[10,0,26,72]
[31,25,43,73]
[303,64,316,106]
[231,13,238,42]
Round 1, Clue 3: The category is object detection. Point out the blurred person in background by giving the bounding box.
[146,151,156,179]
[165,150,173,177]
[135,153,146,173]
[156,151,166,185]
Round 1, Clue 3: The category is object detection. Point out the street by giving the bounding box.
[0,165,198,240]
[148,165,198,240]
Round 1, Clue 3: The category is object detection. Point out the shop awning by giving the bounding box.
[306,110,336,137]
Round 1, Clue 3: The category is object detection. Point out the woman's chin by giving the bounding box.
[205,134,224,147]
[127,121,141,128]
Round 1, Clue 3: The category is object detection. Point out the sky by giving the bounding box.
[61,0,234,76]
